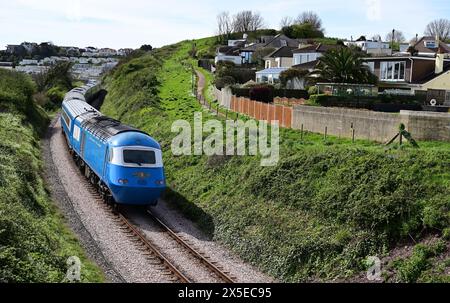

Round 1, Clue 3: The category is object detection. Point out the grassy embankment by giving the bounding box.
[102,39,450,283]
[0,69,104,282]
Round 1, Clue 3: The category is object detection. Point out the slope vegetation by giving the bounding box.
[0,69,103,282]
[102,39,450,282]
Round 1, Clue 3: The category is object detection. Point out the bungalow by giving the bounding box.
[344,37,392,56]
[215,45,243,65]
[364,46,450,103]
[264,46,296,69]
[292,43,339,66]
[238,34,303,65]
[409,36,450,57]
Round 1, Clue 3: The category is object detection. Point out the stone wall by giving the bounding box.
[292,105,450,143]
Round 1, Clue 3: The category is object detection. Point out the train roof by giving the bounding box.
[63,98,99,118]
[80,115,148,142]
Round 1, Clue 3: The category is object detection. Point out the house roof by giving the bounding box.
[292,60,319,70]
[263,34,300,48]
[264,46,296,59]
[217,46,241,56]
[255,67,288,75]
[292,43,341,53]
[240,43,265,52]
[417,61,450,84]
[413,36,450,54]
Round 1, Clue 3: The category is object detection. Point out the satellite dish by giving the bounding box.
[430,99,437,106]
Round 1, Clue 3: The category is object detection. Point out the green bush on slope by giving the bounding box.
[101,41,450,282]
[0,69,103,282]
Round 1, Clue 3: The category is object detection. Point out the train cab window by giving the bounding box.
[109,148,114,162]
[123,150,156,166]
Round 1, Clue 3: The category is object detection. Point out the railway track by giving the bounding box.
[83,178,235,283]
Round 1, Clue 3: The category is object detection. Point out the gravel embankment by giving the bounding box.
[44,118,172,283]
[44,116,273,283]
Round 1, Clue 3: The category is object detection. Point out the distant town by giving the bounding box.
[0,42,135,80]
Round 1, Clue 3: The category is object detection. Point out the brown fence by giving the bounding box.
[230,96,293,128]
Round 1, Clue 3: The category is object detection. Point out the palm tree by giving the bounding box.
[309,47,378,84]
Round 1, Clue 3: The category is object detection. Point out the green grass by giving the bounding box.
[101,39,450,282]
[0,69,104,282]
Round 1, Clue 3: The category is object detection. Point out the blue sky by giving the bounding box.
[1,0,449,49]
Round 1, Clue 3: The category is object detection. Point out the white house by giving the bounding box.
[215,46,242,65]
[292,44,339,66]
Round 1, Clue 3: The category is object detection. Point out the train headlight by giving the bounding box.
[155,180,165,186]
[118,179,129,185]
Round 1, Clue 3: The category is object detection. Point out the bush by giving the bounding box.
[46,86,66,104]
[215,76,236,90]
[309,94,423,112]
[308,86,318,95]
[250,85,274,103]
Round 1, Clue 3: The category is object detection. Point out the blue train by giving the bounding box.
[61,81,166,206]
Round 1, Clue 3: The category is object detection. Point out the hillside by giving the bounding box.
[0,69,103,282]
[101,38,450,282]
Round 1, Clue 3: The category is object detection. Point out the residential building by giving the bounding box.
[215,45,243,65]
[344,38,392,56]
[364,46,450,98]
[292,43,339,66]
[410,36,450,57]
[6,45,21,54]
[264,46,296,69]
[256,67,288,84]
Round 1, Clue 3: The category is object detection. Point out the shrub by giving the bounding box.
[308,86,318,95]
[46,86,66,104]
[215,76,236,90]
[250,85,274,103]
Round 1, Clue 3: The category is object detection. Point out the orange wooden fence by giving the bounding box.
[230,96,293,128]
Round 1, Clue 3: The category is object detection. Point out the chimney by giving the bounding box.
[435,46,444,74]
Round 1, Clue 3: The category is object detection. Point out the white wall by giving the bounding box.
[293,53,321,65]
[215,55,242,65]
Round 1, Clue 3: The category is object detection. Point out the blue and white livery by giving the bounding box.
[61,81,166,205]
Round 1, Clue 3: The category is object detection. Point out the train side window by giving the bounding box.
[62,109,71,129]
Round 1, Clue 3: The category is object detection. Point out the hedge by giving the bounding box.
[309,94,423,112]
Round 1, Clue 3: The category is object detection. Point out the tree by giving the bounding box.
[425,18,450,40]
[217,12,233,41]
[385,30,406,43]
[295,11,324,33]
[232,10,265,33]
[283,23,324,39]
[140,44,153,51]
[280,16,294,29]
[308,47,378,84]
[252,47,276,67]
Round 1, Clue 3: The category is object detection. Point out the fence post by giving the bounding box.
[301,124,304,141]
[217,103,219,115]
[324,126,328,140]
[352,128,356,143]
[225,109,228,120]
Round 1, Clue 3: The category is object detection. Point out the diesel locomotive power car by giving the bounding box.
[61,82,166,205]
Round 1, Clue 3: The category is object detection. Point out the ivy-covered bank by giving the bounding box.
[0,69,103,282]
[101,39,450,283]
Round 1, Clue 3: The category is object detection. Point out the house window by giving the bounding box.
[425,41,437,48]
[380,61,406,81]
[265,60,271,69]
